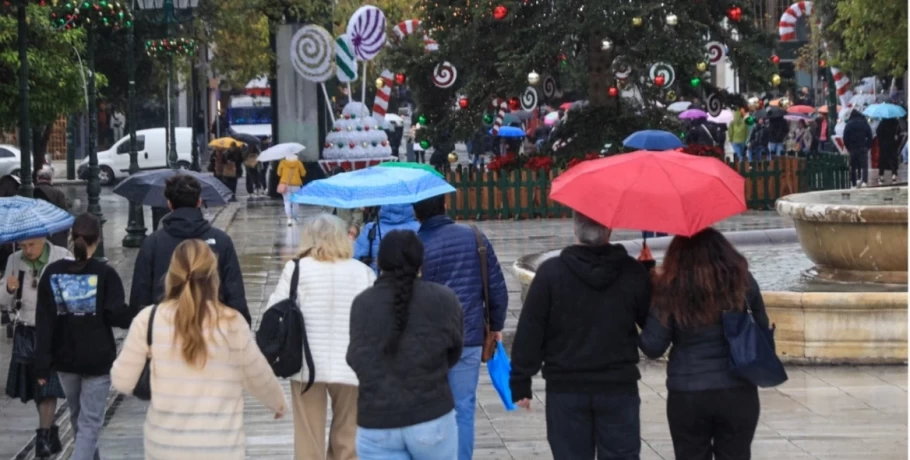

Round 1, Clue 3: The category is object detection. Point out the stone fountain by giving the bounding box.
[512,187,908,364]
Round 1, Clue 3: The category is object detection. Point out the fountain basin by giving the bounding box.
[776,187,908,285]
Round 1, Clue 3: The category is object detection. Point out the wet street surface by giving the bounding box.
[0,187,906,459]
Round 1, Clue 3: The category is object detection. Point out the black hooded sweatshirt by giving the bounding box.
[509,244,651,401]
[129,207,250,324]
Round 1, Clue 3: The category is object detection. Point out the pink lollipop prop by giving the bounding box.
[346,6,387,61]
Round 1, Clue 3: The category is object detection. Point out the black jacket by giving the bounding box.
[510,244,651,401]
[767,117,789,144]
[347,278,464,429]
[35,259,134,379]
[639,273,770,392]
[877,119,901,171]
[129,207,250,324]
[843,111,874,151]
[34,182,69,248]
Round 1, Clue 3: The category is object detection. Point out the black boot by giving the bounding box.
[34,429,52,459]
[49,425,62,453]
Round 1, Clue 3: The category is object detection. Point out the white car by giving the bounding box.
[0,144,55,178]
[78,127,193,185]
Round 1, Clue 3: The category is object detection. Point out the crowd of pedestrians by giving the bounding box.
[1,172,778,460]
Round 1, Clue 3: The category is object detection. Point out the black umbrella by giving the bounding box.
[765,107,786,118]
[112,170,232,208]
[230,132,262,148]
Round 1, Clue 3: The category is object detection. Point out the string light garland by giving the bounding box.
[49,0,133,30]
[145,37,196,57]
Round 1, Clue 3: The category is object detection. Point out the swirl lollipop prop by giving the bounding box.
[649,62,676,87]
[521,86,538,111]
[705,41,726,66]
[705,91,722,117]
[347,5,387,107]
[290,25,336,123]
[542,76,557,99]
[432,62,458,88]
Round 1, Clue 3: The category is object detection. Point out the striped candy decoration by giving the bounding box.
[779,1,851,104]
[393,19,438,52]
[491,99,507,136]
[372,70,395,123]
[335,35,357,82]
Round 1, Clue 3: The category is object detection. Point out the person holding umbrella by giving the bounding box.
[843,109,875,187]
[0,199,74,458]
[277,153,307,226]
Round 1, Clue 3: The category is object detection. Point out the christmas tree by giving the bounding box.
[386,0,776,157]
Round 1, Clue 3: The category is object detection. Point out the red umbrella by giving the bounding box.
[550,150,746,236]
[559,102,573,110]
[787,105,815,114]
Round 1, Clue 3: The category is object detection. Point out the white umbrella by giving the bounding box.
[667,101,692,113]
[385,114,404,126]
[257,142,305,163]
[708,109,734,124]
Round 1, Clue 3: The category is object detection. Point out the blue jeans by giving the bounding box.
[732,142,750,162]
[447,346,481,460]
[546,392,641,460]
[58,373,109,460]
[768,142,784,156]
[356,411,457,460]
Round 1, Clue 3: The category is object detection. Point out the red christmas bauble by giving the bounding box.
[364,126,370,131]
[458,97,469,109]
[381,140,388,147]
[349,142,356,148]
[608,87,619,97]
[493,5,508,20]
[324,142,331,148]
[508,97,520,111]
[771,55,780,65]
[727,6,742,22]
[654,75,666,87]
[395,73,406,85]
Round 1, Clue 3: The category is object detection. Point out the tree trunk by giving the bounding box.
[31,124,52,178]
[587,33,616,108]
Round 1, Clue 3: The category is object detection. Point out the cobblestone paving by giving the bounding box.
[1,192,906,460]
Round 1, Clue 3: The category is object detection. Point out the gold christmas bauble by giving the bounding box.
[632,17,643,27]
[771,74,781,86]
[528,71,540,85]
[448,152,459,164]
[666,14,678,26]
[375,78,385,89]
[666,90,677,102]
[779,97,791,109]
[362,142,369,148]
[696,62,707,72]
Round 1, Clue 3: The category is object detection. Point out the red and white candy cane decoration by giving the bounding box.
[491,99,508,136]
[393,19,438,52]
[372,70,394,124]
[778,1,852,104]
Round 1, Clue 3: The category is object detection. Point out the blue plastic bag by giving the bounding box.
[486,341,517,411]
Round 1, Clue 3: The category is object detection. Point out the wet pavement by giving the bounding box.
[0,187,906,459]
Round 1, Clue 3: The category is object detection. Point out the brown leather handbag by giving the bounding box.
[470,225,497,363]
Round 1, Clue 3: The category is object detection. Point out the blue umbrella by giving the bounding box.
[623,130,684,150]
[489,126,526,138]
[0,196,74,245]
[863,103,907,119]
[487,341,517,411]
[290,167,455,208]
[112,170,233,208]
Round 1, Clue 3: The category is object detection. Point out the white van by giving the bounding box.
[78,127,193,185]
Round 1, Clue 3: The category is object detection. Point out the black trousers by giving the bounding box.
[667,386,760,460]
[848,147,869,184]
[546,391,641,460]
[245,165,265,193]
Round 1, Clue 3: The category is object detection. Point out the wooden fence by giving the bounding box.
[442,153,850,220]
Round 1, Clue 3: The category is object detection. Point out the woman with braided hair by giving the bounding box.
[347,230,464,460]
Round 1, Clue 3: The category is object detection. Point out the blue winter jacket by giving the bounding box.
[417,215,509,347]
[354,204,421,274]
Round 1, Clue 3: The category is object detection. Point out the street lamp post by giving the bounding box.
[123,11,147,247]
[136,0,199,170]
[85,27,106,259]
[16,2,33,198]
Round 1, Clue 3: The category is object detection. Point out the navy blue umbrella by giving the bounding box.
[623,130,684,150]
[113,170,232,208]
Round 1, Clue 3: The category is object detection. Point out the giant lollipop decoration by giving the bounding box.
[290,25,336,123]
[347,6,388,117]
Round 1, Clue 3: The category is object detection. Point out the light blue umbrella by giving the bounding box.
[623,130,684,150]
[489,126,526,138]
[0,196,74,245]
[863,103,907,119]
[290,167,455,208]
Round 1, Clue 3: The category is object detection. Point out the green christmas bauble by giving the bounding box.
[483,114,494,124]
[689,77,701,88]
[417,115,427,125]
[420,140,430,149]
[356,126,362,131]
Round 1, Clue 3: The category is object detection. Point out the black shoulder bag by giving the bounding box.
[358,216,382,267]
[10,271,33,362]
[133,304,158,401]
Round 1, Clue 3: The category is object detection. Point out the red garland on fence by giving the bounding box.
[680,144,725,160]
[566,153,601,169]
[487,152,519,172]
[525,155,553,171]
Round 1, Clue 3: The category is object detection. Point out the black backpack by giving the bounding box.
[255,259,315,389]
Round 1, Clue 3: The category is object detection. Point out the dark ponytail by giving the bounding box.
[70,213,101,269]
[376,230,424,356]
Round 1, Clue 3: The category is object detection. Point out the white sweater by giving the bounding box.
[266,258,376,386]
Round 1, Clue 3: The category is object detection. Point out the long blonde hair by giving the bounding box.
[296,213,354,261]
[164,239,233,368]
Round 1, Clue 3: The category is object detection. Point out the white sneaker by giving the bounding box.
[286,218,293,227]
[879,177,885,186]
[860,182,867,188]
[892,174,898,184]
